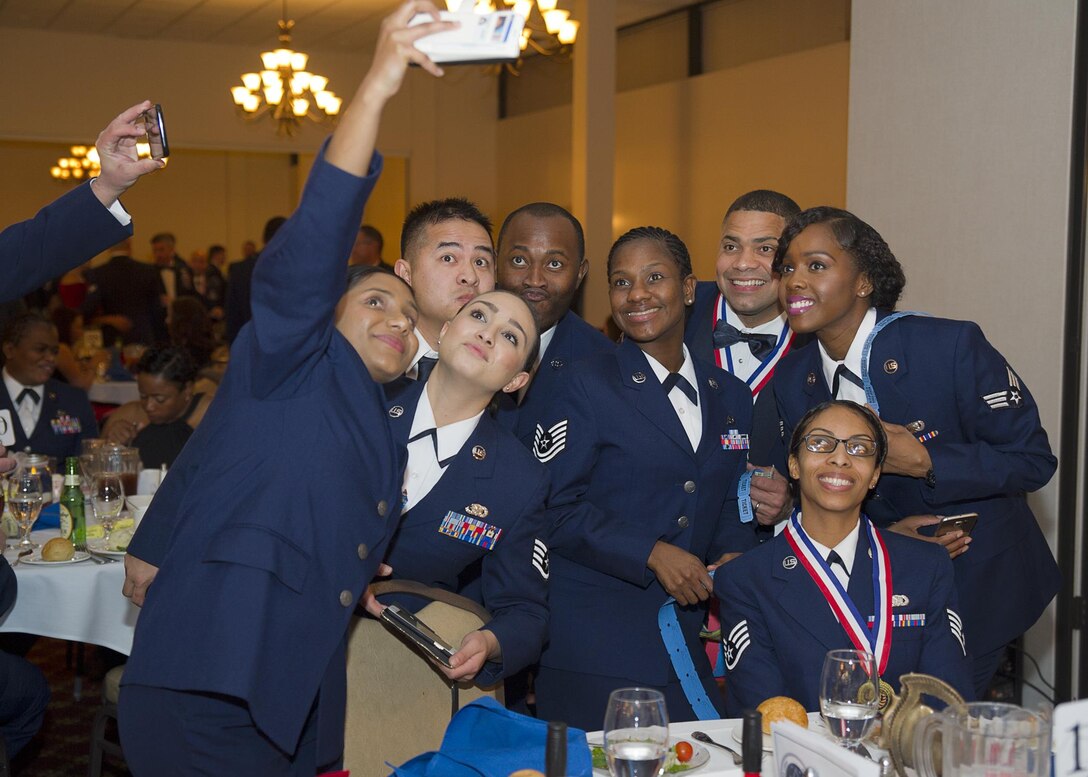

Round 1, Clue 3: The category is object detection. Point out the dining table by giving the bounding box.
[87,380,141,407]
[0,529,138,656]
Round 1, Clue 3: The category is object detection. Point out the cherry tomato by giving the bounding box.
[675,741,694,763]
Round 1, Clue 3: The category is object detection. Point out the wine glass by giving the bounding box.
[603,688,670,777]
[92,473,125,549]
[820,649,879,753]
[8,470,44,550]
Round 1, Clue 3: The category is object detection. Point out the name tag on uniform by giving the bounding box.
[439,510,503,551]
[869,613,926,628]
[51,413,82,436]
[721,429,750,450]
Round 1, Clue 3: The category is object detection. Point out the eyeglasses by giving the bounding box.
[801,433,879,457]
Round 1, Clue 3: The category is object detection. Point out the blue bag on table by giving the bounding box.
[389,697,592,777]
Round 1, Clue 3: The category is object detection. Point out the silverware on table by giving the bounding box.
[691,730,744,765]
[11,549,32,567]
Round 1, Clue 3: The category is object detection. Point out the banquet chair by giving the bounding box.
[342,581,502,777]
[87,664,125,777]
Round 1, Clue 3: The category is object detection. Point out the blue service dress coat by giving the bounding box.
[528,339,754,718]
[493,309,614,444]
[715,520,974,715]
[121,147,402,765]
[759,311,1060,660]
[0,181,131,303]
[0,378,97,460]
[382,381,551,685]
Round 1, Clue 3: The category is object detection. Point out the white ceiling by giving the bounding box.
[0,0,696,52]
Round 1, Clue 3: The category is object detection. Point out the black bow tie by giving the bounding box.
[16,388,40,405]
[415,355,438,383]
[662,372,698,405]
[408,427,456,468]
[712,321,777,359]
[826,550,850,578]
[831,364,864,397]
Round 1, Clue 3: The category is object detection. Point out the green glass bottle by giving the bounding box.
[60,457,86,546]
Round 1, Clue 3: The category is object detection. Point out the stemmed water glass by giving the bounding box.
[92,473,125,549]
[820,649,880,753]
[603,687,670,777]
[8,470,44,550]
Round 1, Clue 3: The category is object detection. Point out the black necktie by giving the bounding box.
[826,550,850,578]
[415,355,438,383]
[831,364,864,397]
[712,320,778,360]
[16,388,40,405]
[662,372,698,405]
[408,428,457,468]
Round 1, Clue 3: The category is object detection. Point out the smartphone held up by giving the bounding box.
[409,9,525,64]
[139,104,169,160]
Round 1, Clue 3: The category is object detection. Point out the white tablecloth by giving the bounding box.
[0,531,139,655]
[88,381,140,406]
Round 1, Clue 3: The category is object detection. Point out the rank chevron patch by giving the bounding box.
[723,620,751,670]
[948,608,966,655]
[533,420,568,463]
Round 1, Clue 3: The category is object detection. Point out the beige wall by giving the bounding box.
[0,25,497,264]
[498,42,850,328]
[847,0,1077,699]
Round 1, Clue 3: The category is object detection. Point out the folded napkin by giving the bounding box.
[85,518,134,539]
[389,697,592,777]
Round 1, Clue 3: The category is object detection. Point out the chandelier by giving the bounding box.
[452,0,579,73]
[50,145,100,182]
[230,1,342,137]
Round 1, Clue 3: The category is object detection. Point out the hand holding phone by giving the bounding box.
[935,512,978,537]
[379,604,456,667]
[139,104,169,160]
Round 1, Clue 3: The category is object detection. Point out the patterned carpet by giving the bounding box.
[12,638,129,777]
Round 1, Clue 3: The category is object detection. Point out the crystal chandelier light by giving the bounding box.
[230,1,342,137]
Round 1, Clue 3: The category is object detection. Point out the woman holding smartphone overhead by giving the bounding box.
[117,4,455,775]
[528,226,756,730]
[757,207,1059,697]
[715,400,973,714]
[371,287,552,687]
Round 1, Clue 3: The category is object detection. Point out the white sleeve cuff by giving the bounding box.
[90,178,132,226]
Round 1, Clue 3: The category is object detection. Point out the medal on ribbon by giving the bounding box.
[784,511,893,676]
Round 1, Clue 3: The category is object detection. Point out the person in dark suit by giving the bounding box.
[224,216,286,344]
[375,289,549,684]
[686,190,806,528]
[117,6,453,774]
[82,238,167,345]
[1,311,97,461]
[149,233,194,304]
[528,226,754,730]
[760,206,1059,697]
[493,203,614,443]
[0,100,162,306]
[349,224,393,270]
[717,400,973,714]
[0,553,49,757]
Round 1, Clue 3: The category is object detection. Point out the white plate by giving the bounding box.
[589,737,710,774]
[21,551,91,566]
[731,711,824,751]
[89,546,127,558]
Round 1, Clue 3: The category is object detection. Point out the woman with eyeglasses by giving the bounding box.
[716,400,973,714]
[755,207,1058,698]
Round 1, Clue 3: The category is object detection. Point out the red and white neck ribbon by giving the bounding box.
[784,511,893,675]
[712,294,794,397]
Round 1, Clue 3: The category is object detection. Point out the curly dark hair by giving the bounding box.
[607,226,693,277]
[135,346,198,386]
[788,399,888,468]
[773,207,905,310]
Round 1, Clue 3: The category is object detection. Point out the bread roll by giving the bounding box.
[757,696,808,734]
[41,537,75,562]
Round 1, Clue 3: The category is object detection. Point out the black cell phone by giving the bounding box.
[935,512,978,537]
[379,604,456,668]
[140,104,169,160]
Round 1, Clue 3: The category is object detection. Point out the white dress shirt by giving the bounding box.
[3,369,44,439]
[401,385,483,512]
[537,324,557,367]
[806,519,861,590]
[723,303,789,382]
[819,308,877,405]
[644,345,702,451]
[406,331,440,380]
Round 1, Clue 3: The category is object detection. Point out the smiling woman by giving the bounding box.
[714,400,973,714]
[527,225,756,729]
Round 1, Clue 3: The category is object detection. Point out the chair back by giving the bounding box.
[342,581,503,777]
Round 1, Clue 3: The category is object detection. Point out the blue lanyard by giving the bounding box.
[658,569,719,720]
[858,311,929,414]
